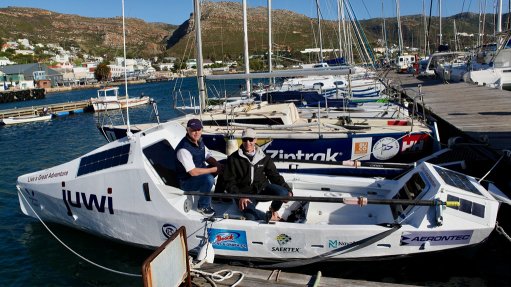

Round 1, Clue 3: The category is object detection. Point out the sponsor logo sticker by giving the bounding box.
[400,230,473,246]
[271,233,302,253]
[162,223,178,239]
[327,239,355,249]
[351,137,372,160]
[208,228,248,251]
[373,137,400,160]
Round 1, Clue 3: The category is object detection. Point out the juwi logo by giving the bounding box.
[62,190,114,215]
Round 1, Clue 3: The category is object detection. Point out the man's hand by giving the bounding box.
[283,191,293,203]
[238,197,251,211]
[216,163,224,174]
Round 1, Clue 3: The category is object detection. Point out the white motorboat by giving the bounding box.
[17,121,507,262]
[91,86,151,112]
[1,114,52,125]
[464,31,511,90]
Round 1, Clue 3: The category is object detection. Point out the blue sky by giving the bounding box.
[0,0,507,25]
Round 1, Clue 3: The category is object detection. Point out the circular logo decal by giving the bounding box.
[162,223,177,238]
[372,137,400,160]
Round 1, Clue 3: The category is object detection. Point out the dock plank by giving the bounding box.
[193,263,417,287]
[387,71,511,151]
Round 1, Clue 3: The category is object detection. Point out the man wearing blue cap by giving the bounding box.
[176,118,223,216]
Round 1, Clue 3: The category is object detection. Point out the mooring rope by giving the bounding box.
[17,189,142,277]
[190,268,245,287]
[478,151,507,183]
[496,221,511,243]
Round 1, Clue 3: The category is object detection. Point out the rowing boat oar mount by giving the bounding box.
[181,192,461,207]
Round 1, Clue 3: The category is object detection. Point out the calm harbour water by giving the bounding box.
[1,79,511,286]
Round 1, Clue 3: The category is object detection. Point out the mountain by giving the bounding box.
[0,6,177,58]
[0,4,506,62]
[166,1,502,61]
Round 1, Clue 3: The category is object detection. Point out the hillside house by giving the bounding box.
[0,63,63,88]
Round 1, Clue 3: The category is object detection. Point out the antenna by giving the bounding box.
[121,0,132,137]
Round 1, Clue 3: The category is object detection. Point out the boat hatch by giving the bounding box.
[143,140,179,188]
[77,144,130,176]
[391,173,427,220]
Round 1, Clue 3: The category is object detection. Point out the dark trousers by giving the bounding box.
[239,184,289,221]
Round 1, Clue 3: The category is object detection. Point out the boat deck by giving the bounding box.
[387,71,511,152]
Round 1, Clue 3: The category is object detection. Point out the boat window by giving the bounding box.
[77,144,130,176]
[143,140,179,187]
[391,173,426,219]
[433,166,482,195]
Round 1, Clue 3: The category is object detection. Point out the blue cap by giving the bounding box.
[187,118,203,131]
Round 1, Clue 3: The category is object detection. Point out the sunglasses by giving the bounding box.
[242,138,255,142]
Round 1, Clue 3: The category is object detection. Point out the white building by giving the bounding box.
[158,63,174,71]
[108,64,127,78]
[0,56,13,66]
[17,38,33,49]
[15,50,35,55]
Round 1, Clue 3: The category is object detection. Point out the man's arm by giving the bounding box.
[177,149,217,177]
[265,158,293,194]
[205,147,224,174]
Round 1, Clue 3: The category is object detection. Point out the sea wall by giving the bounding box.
[0,89,46,104]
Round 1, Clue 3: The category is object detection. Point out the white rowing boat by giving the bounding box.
[1,114,52,125]
[17,121,507,263]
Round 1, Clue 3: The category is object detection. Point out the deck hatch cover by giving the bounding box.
[77,144,130,176]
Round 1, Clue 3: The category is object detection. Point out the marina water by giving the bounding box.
[1,80,510,286]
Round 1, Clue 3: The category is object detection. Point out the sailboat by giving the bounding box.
[98,0,438,176]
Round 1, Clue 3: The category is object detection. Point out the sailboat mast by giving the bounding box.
[438,0,442,47]
[315,0,324,62]
[121,0,131,135]
[454,19,458,51]
[242,0,251,95]
[382,0,388,62]
[396,0,404,55]
[193,0,206,112]
[341,0,348,63]
[497,0,503,33]
[422,0,429,55]
[268,0,273,84]
[337,0,343,60]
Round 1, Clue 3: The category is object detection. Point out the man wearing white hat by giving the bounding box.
[176,118,223,216]
[223,128,293,222]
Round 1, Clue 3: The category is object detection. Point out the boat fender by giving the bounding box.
[196,242,215,263]
[226,138,238,156]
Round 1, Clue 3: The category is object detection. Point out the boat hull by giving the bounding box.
[1,114,52,125]
[202,131,434,163]
[17,122,501,262]
[91,97,151,112]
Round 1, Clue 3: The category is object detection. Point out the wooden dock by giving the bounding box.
[0,100,92,119]
[192,262,418,287]
[387,71,511,152]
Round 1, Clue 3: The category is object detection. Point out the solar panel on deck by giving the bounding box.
[446,194,485,218]
[77,144,131,176]
[434,166,481,195]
